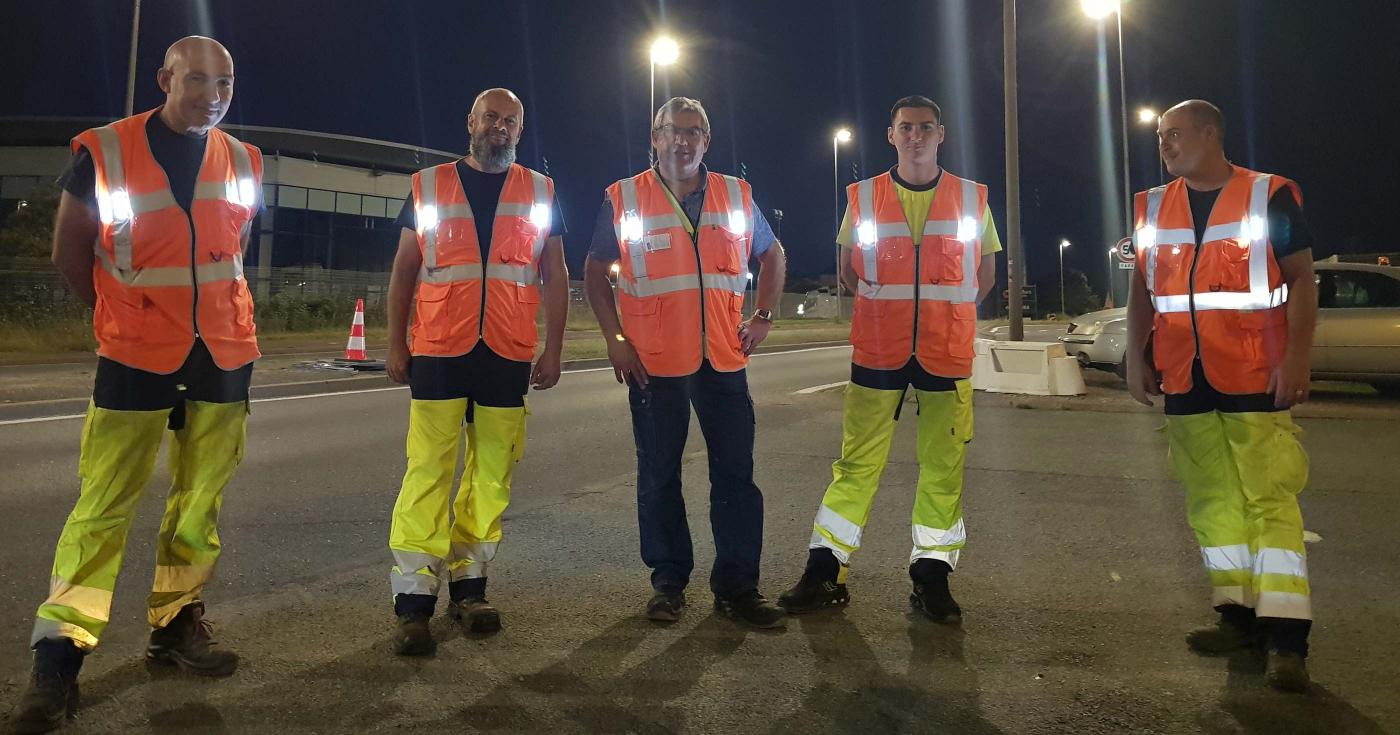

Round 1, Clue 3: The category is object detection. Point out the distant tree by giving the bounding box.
[1038,268,1101,317]
[0,182,60,258]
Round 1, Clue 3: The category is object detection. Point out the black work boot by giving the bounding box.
[10,638,83,734]
[1186,604,1260,655]
[146,602,239,677]
[1260,616,1312,693]
[446,577,501,633]
[909,559,962,624]
[780,548,851,614]
[715,590,787,629]
[645,587,686,623]
[394,615,436,656]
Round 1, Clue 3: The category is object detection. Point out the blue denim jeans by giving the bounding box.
[628,360,764,599]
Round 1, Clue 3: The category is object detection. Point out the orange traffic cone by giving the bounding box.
[344,298,367,361]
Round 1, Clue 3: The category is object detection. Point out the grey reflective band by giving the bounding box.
[1138,185,1168,294]
[856,178,879,277]
[418,262,483,284]
[495,203,533,218]
[486,262,539,285]
[617,177,650,281]
[131,189,180,215]
[92,125,133,271]
[529,168,550,259]
[439,203,474,220]
[224,132,255,206]
[616,272,745,298]
[419,169,438,270]
[94,244,243,287]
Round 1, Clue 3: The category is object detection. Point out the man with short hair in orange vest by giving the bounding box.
[1126,100,1319,693]
[583,96,789,628]
[12,37,260,732]
[778,96,999,624]
[384,88,568,656]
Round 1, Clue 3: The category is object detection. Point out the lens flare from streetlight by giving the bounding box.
[1137,107,1158,124]
[1081,0,1120,19]
[650,36,680,66]
[835,128,852,143]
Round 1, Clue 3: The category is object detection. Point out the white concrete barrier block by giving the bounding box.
[971,338,1086,396]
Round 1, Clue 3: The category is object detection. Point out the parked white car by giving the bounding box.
[1054,262,1400,392]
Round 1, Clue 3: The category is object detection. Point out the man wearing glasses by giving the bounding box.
[583,96,788,628]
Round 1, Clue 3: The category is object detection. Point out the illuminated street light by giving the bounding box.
[1080,0,1120,20]
[832,127,853,321]
[1137,107,1157,124]
[1059,239,1072,316]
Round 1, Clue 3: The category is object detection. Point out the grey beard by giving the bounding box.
[469,135,517,172]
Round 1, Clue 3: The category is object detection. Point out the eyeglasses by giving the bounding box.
[654,124,707,141]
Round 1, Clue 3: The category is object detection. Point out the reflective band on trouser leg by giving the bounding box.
[1222,411,1312,620]
[389,399,468,599]
[809,384,903,564]
[1167,412,1253,609]
[34,403,169,649]
[448,405,527,582]
[148,401,247,627]
[910,383,973,569]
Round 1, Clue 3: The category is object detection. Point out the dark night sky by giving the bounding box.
[3,0,1398,292]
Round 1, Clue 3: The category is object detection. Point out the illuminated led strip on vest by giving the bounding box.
[1138,175,1285,314]
[617,176,650,283]
[853,175,980,303]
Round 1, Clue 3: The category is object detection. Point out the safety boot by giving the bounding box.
[146,602,239,676]
[448,597,501,634]
[1186,606,1260,654]
[645,588,685,622]
[9,639,82,733]
[715,590,787,629]
[1265,650,1311,693]
[394,615,435,656]
[778,572,850,614]
[910,559,962,624]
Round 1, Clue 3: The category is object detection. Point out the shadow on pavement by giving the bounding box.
[1194,650,1388,734]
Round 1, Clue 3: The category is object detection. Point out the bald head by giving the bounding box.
[164,36,234,75]
[1163,100,1225,142]
[156,36,235,136]
[465,88,524,173]
[1158,99,1231,181]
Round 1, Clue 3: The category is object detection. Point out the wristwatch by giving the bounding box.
[753,308,773,322]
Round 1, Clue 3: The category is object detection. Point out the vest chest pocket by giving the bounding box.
[928,237,966,283]
[1207,240,1253,292]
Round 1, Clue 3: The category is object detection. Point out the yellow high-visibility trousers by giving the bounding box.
[1168,410,1311,620]
[33,400,247,649]
[389,400,528,598]
[810,381,973,570]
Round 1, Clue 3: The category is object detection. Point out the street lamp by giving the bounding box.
[832,127,853,321]
[1137,106,1163,184]
[649,35,680,164]
[1081,0,1131,235]
[1059,239,1071,316]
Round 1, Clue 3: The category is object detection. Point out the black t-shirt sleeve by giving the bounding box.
[1268,188,1313,260]
[587,195,620,262]
[395,195,416,231]
[549,194,567,238]
[56,145,98,210]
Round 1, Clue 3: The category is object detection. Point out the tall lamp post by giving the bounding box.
[1058,239,1071,315]
[1081,0,1132,235]
[649,36,680,164]
[832,128,853,321]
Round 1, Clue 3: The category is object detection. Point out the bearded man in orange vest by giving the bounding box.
[1125,100,1320,692]
[776,96,1000,625]
[13,37,260,732]
[583,96,789,628]
[384,88,568,656]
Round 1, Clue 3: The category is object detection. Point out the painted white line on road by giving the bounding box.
[0,344,853,426]
[794,381,848,395]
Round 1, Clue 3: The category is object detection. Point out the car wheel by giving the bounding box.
[1114,360,1127,380]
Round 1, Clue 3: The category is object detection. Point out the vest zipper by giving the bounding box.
[187,211,200,339]
[693,228,708,360]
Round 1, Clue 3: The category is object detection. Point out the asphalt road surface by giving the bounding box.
[1,345,1395,733]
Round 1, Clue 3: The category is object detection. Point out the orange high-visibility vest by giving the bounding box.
[846,171,987,377]
[1134,165,1300,395]
[409,162,554,361]
[607,169,754,378]
[75,108,262,374]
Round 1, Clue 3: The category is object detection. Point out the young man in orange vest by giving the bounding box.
[583,97,789,628]
[778,96,998,624]
[12,37,260,732]
[384,88,568,656]
[1126,100,1318,692]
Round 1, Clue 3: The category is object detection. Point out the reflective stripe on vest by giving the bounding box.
[853,174,980,303]
[1138,174,1284,314]
[415,166,550,285]
[90,124,255,287]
